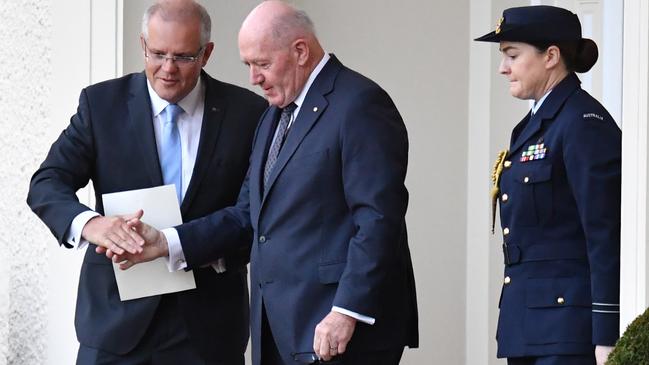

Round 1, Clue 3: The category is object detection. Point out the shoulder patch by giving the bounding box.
[583,113,604,121]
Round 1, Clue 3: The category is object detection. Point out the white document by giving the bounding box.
[102,184,196,301]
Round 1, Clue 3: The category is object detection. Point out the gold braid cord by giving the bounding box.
[490,150,508,234]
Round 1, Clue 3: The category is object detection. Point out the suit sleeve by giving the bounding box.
[332,86,409,318]
[174,93,266,269]
[562,109,621,346]
[27,88,96,247]
[176,159,254,269]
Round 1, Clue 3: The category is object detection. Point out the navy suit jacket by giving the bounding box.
[496,73,621,358]
[27,71,267,362]
[176,55,419,364]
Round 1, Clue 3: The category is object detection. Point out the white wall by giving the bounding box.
[0,1,52,364]
[44,3,91,362]
[620,0,649,331]
[0,0,64,363]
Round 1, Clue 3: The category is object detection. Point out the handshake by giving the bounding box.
[83,209,168,270]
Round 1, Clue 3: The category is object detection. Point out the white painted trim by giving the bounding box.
[91,0,122,83]
[46,2,124,364]
[620,0,649,331]
[602,0,623,125]
[86,0,123,208]
[116,0,124,77]
[465,0,493,363]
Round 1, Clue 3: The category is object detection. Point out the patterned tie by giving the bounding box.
[160,104,183,203]
[264,103,297,189]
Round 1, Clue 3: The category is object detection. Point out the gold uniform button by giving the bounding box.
[504,276,511,285]
[503,227,510,235]
[501,194,509,202]
[504,160,512,168]
[524,176,530,183]
[557,297,565,305]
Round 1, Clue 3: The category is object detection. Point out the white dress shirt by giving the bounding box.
[532,89,552,115]
[66,78,225,272]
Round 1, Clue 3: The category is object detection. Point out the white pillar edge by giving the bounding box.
[465,0,492,363]
[620,0,649,331]
[84,0,124,207]
[602,0,623,125]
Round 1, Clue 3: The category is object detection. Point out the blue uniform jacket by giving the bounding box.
[496,73,621,358]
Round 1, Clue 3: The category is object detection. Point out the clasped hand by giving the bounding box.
[94,210,169,270]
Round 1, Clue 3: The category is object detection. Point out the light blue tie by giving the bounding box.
[161,104,183,203]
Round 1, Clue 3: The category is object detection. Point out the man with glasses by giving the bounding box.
[27,0,266,364]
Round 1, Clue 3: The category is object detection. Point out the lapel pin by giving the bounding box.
[212,107,219,112]
[313,107,318,112]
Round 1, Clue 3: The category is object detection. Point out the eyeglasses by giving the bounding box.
[143,40,205,66]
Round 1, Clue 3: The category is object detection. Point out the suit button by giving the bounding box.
[503,227,510,235]
[501,194,509,202]
[259,236,266,243]
[524,176,530,183]
[504,160,512,168]
[504,276,511,285]
[557,297,565,305]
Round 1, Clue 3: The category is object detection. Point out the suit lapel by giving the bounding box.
[261,94,328,201]
[180,73,227,214]
[509,111,541,155]
[259,55,341,208]
[127,73,162,187]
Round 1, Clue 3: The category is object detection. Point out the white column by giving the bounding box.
[466,0,493,363]
[601,0,623,124]
[620,0,649,331]
[46,1,123,364]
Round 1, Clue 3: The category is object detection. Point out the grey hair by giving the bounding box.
[270,8,316,47]
[141,1,211,45]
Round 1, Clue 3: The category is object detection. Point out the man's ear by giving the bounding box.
[201,42,215,67]
[293,38,309,66]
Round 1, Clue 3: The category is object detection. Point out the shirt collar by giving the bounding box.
[292,53,330,110]
[532,89,552,115]
[147,76,204,118]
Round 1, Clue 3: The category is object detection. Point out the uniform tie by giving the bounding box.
[160,103,183,202]
[264,103,297,190]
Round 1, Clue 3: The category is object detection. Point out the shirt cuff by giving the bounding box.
[332,306,375,325]
[66,211,100,250]
[163,228,187,272]
[211,258,227,273]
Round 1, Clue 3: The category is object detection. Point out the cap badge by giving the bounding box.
[495,17,504,34]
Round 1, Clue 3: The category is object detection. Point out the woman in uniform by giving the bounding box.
[475,6,621,365]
